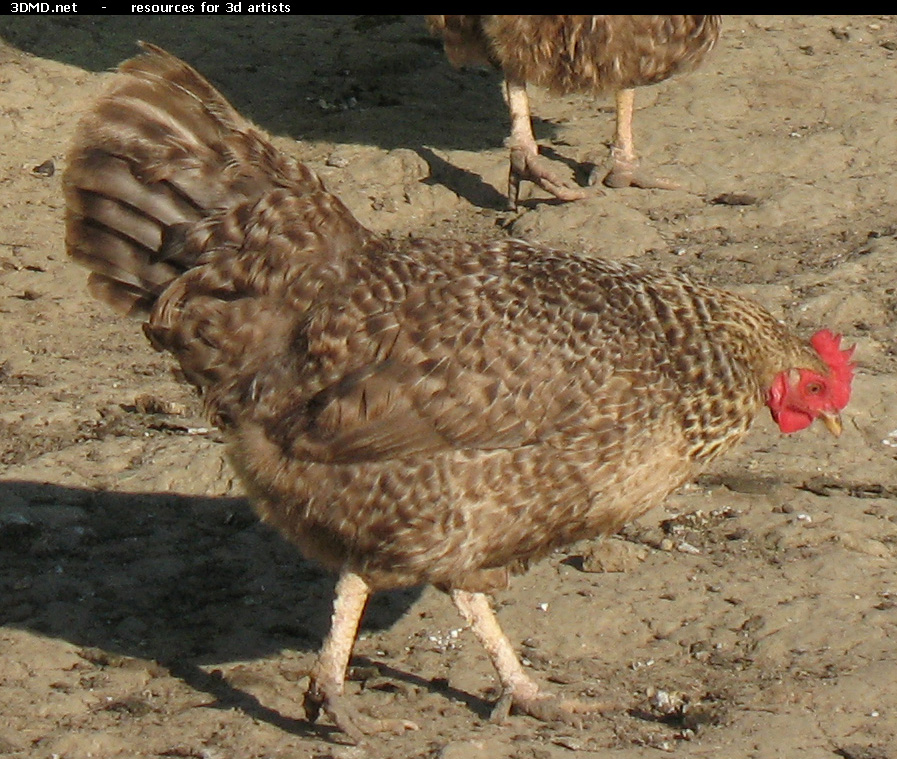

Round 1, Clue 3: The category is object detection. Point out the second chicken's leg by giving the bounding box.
[506,77,590,206]
[598,88,681,190]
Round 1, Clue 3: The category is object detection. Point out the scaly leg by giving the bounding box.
[599,88,681,190]
[505,77,590,206]
[304,571,418,743]
[451,589,613,726]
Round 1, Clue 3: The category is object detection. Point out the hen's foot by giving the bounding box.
[490,689,616,728]
[304,682,419,744]
[509,146,592,207]
[593,157,682,191]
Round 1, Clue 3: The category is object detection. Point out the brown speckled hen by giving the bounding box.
[65,45,853,742]
[427,15,722,204]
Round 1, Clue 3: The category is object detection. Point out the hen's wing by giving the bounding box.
[242,242,667,466]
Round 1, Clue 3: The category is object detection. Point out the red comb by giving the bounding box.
[810,329,855,409]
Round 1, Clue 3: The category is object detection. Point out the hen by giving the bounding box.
[427,15,722,204]
[64,45,853,742]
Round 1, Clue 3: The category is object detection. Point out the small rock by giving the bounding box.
[0,510,40,550]
[437,739,510,759]
[326,153,350,168]
[31,159,55,177]
[711,192,758,206]
[551,735,586,750]
[715,473,781,495]
[131,393,188,416]
[580,538,649,572]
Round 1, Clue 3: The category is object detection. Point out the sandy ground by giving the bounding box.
[1,14,897,759]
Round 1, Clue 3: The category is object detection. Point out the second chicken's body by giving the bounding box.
[428,15,722,201]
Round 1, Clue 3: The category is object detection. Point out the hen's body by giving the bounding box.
[65,45,847,742]
[228,239,808,594]
[427,15,722,202]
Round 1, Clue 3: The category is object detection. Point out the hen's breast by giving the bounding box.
[232,415,693,592]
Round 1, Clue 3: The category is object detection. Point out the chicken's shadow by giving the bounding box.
[0,477,424,664]
[0,478,495,735]
[2,15,588,211]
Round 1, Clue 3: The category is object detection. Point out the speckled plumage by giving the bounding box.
[65,45,845,737]
[428,15,721,94]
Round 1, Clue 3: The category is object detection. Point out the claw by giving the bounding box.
[598,150,682,191]
[305,682,418,744]
[508,146,593,207]
[495,690,615,728]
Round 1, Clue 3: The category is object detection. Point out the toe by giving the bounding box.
[305,684,418,743]
[603,163,682,191]
[509,147,592,203]
[496,691,617,728]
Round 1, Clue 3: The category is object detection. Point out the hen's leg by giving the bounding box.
[598,88,681,190]
[451,589,613,726]
[304,571,418,742]
[505,77,590,206]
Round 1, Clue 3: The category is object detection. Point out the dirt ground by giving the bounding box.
[1,14,897,759]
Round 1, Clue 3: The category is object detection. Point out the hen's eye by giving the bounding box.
[805,381,823,395]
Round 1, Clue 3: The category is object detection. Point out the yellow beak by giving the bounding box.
[819,411,843,437]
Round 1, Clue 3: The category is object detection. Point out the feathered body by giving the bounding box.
[427,15,721,94]
[64,45,852,738]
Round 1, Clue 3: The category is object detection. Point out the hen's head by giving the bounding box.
[768,330,855,436]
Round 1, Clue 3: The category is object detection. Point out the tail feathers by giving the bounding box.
[86,273,161,317]
[65,42,325,317]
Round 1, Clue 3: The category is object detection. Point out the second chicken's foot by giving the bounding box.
[509,146,593,206]
[595,151,682,191]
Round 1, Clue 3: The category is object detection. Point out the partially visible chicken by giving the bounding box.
[427,15,722,205]
[65,45,853,743]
